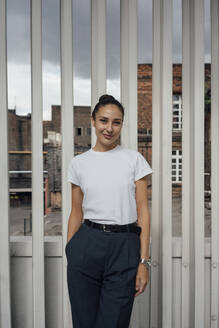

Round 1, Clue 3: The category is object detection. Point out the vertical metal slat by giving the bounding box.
[210,0,219,327]
[152,1,173,327]
[60,0,74,327]
[120,0,137,149]
[0,0,12,326]
[181,0,191,326]
[189,0,205,327]
[91,0,107,147]
[31,0,45,326]
[160,1,173,326]
[151,0,162,325]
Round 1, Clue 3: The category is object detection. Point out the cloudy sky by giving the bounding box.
[7,0,210,120]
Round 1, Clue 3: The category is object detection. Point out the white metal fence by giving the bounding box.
[0,0,218,327]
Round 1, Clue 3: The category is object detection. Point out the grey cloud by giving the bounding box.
[7,0,31,64]
[73,0,91,79]
[107,0,120,80]
[7,0,91,79]
[6,0,210,81]
[138,0,152,63]
[173,0,182,63]
[42,0,61,66]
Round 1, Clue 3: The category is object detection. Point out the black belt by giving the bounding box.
[84,219,141,235]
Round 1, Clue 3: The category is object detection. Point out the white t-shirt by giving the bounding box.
[68,144,153,225]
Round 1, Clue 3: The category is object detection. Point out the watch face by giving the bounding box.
[140,259,151,268]
[144,262,150,269]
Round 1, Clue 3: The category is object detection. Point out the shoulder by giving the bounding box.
[69,149,90,164]
[119,146,140,161]
[122,147,149,162]
[119,146,153,176]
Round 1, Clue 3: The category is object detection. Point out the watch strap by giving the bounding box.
[139,258,151,268]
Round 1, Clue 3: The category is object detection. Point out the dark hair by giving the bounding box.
[91,94,125,121]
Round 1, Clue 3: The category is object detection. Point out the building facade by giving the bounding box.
[8,63,211,210]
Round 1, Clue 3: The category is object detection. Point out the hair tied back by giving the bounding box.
[92,94,125,121]
[98,94,115,103]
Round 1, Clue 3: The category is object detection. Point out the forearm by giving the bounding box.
[67,209,83,242]
[137,205,151,259]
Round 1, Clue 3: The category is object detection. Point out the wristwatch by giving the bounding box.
[139,258,151,269]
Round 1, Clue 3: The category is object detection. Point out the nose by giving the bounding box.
[106,122,113,133]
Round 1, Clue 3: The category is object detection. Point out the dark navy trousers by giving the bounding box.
[65,222,140,328]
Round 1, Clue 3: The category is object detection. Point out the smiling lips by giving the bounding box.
[103,134,113,139]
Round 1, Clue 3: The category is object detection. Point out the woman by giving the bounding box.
[65,94,153,328]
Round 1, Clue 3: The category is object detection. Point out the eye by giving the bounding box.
[99,119,121,125]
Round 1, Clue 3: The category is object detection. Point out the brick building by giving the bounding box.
[138,63,211,197]
[8,63,211,210]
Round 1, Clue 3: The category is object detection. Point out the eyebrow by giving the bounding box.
[99,116,122,121]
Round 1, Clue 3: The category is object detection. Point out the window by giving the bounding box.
[146,128,152,136]
[172,149,182,183]
[75,127,82,136]
[173,94,182,130]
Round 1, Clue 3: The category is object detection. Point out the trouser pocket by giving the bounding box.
[65,224,90,268]
[65,224,84,250]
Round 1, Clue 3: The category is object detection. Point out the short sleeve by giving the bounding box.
[68,158,80,186]
[134,152,153,181]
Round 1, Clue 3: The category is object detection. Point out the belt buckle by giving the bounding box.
[103,224,111,232]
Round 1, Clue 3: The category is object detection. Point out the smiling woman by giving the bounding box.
[66,94,153,328]
[90,94,124,151]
